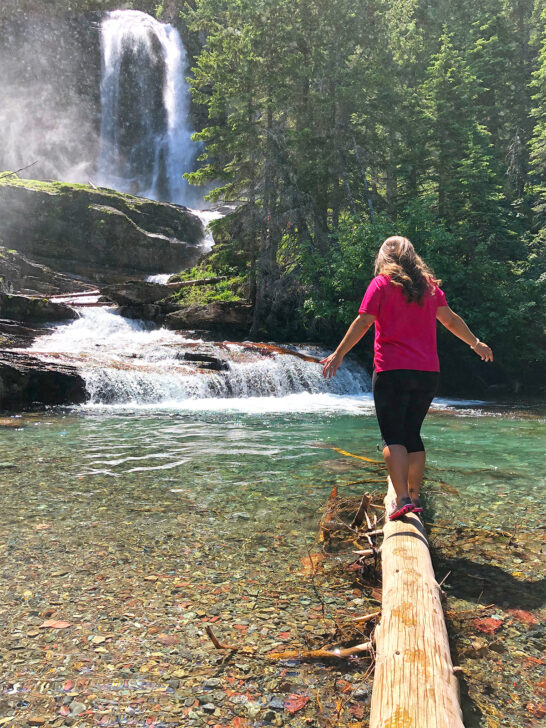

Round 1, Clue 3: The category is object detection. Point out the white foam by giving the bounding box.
[28,308,371,407]
[80,391,376,415]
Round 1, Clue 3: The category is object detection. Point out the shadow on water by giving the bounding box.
[422,494,546,727]
[431,555,546,610]
[442,607,485,728]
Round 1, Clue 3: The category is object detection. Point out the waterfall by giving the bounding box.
[97,10,200,207]
[28,309,372,410]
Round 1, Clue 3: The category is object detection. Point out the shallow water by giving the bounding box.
[0,402,544,727]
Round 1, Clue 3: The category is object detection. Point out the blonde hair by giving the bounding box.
[374,236,441,304]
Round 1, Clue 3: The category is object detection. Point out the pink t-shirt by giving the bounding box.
[358,274,447,372]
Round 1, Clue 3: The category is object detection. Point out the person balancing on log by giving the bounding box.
[321,236,493,520]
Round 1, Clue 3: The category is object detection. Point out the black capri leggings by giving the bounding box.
[372,369,439,453]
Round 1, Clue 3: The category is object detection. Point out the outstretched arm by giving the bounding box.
[436,306,493,362]
[321,313,376,378]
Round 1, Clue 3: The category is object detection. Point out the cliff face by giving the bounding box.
[0,177,204,283]
[0,2,159,18]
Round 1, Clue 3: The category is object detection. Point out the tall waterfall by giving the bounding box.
[97,10,201,207]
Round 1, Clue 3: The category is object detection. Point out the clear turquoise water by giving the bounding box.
[0,402,544,727]
[2,403,544,531]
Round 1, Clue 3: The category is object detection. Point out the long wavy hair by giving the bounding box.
[374,236,441,305]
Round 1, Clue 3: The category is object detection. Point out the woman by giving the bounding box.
[321,236,493,520]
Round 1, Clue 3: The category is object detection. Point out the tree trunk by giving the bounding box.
[370,478,464,728]
[250,104,278,337]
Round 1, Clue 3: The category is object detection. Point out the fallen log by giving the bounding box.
[48,290,100,299]
[369,478,464,728]
[165,276,227,288]
[224,340,323,364]
[66,301,112,307]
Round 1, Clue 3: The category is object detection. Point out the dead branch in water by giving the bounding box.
[268,642,373,660]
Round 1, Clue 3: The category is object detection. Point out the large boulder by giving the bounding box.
[0,350,87,410]
[0,177,205,283]
[0,292,76,324]
[101,280,173,306]
[165,302,253,336]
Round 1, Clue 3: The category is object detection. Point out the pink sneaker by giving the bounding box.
[388,497,416,520]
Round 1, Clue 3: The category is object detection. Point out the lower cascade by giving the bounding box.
[29,308,371,407]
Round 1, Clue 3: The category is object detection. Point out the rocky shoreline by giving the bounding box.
[0,175,255,411]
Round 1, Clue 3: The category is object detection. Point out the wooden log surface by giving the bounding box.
[165,276,227,288]
[47,290,100,299]
[369,478,464,728]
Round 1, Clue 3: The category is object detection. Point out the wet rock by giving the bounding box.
[0,319,53,349]
[0,292,76,324]
[68,701,86,715]
[118,304,167,322]
[203,678,221,688]
[180,352,229,371]
[353,685,371,700]
[101,281,174,307]
[0,246,93,296]
[165,301,253,336]
[0,177,204,283]
[0,350,86,410]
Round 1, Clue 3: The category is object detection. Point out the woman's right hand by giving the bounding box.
[472,341,494,362]
[321,351,344,378]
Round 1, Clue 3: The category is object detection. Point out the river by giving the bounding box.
[0,367,544,726]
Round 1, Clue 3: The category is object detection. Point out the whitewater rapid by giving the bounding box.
[29,308,373,412]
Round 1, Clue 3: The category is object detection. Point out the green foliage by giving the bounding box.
[301,201,544,385]
[184,0,544,390]
[169,275,246,306]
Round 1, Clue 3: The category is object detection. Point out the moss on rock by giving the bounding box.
[0,176,205,283]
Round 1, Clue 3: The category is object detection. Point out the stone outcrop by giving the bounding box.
[0,292,76,325]
[101,280,173,306]
[0,350,87,410]
[165,302,253,336]
[0,320,54,349]
[0,246,95,296]
[0,177,205,283]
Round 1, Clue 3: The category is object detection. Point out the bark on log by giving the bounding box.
[165,276,227,288]
[66,301,112,307]
[47,290,100,299]
[369,478,464,728]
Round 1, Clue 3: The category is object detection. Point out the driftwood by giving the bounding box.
[166,276,227,288]
[224,340,324,364]
[205,624,372,661]
[48,290,100,300]
[369,478,464,728]
[0,161,38,179]
[66,301,112,308]
[267,642,372,660]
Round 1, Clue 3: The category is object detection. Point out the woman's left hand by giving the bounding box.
[321,351,343,378]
